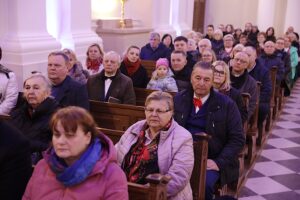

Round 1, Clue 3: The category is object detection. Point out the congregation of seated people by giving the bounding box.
[0,22,299,200]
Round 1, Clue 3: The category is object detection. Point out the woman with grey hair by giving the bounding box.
[10,74,59,164]
[212,61,248,123]
[116,91,194,200]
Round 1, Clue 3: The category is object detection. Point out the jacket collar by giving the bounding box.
[129,119,178,143]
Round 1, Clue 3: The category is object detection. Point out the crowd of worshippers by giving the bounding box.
[0,22,299,200]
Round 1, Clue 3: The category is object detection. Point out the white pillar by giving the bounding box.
[46,0,102,65]
[284,0,300,35]
[70,0,102,65]
[257,0,276,31]
[152,0,176,37]
[0,0,61,89]
[171,0,194,36]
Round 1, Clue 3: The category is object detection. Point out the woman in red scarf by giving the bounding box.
[86,43,104,75]
[120,45,149,88]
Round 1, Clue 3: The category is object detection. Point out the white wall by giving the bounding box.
[204,0,259,30]
[92,0,153,27]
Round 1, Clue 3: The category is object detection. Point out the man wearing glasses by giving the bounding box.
[174,61,245,200]
[230,51,258,120]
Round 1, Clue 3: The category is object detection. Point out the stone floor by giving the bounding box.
[239,81,300,200]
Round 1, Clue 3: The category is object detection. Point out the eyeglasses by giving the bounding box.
[202,54,212,57]
[145,107,171,115]
[234,58,247,64]
[213,69,225,76]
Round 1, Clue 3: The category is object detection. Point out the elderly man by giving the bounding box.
[231,52,258,120]
[47,51,89,109]
[174,61,245,200]
[140,32,170,61]
[87,51,136,105]
[198,38,212,55]
[244,46,272,124]
[257,41,285,85]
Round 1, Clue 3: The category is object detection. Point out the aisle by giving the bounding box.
[239,81,300,200]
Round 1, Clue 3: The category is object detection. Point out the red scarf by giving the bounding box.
[123,57,141,77]
[86,57,103,72]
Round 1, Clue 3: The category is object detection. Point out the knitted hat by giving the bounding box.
[156,58,169,69]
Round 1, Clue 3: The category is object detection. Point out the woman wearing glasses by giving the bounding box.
[115,91,194,200]
[212,61,248,123]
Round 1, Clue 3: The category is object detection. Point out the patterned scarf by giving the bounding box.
[123,57,141,77]
[86,57,103,72]
[122,120,172,183]
[44,138,102,187]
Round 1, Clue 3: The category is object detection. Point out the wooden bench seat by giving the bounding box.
[89,100,145,131]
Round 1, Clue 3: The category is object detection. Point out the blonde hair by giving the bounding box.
[212,61,231,91]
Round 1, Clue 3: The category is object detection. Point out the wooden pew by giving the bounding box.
[265,67,277,132]
[0,114,11,121]
[98,127,210,200]
[89,100,145,131]
[191,133,211,200]
[141,60,156,79]
[128,174,171,200]
[245,82,261,166]
[134,87,176,106]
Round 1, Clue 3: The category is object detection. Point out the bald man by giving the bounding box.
[231,51,258,120]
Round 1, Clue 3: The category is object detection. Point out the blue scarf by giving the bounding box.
[45,138,102,187]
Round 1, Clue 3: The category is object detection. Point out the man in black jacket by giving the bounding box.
[174,61,245,200]
[0,120,32,200]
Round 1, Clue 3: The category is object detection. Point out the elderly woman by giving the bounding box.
[212,61,248,123]
[10,74,59,164]
[115,91,194,200]
[201,48,217,64]
[22,106,128,200]
[63,48,88,84]
[120,45,149,88]
[86,43,105,75]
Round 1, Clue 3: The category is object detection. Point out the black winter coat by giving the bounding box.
[0,121,32,200]
[173,88,245,186]
[10,97,59,153]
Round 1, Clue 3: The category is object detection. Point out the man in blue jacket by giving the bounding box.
[47,51,89,110]
[140,32,170,61]
[174,61,245,200]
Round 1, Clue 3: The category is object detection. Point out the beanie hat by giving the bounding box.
[156,58,169,69]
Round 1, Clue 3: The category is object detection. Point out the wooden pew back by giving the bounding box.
[134,87,176,106]
[89,100,145,131]
[141,60,156,79]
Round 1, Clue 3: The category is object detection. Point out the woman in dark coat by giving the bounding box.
[120,45,149,88]
[10,74,59,164]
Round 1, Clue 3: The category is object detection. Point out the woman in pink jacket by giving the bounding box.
[115,91,194,200]
[22,106,128,200]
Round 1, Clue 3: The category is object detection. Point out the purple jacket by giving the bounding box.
[22,133,128,200]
